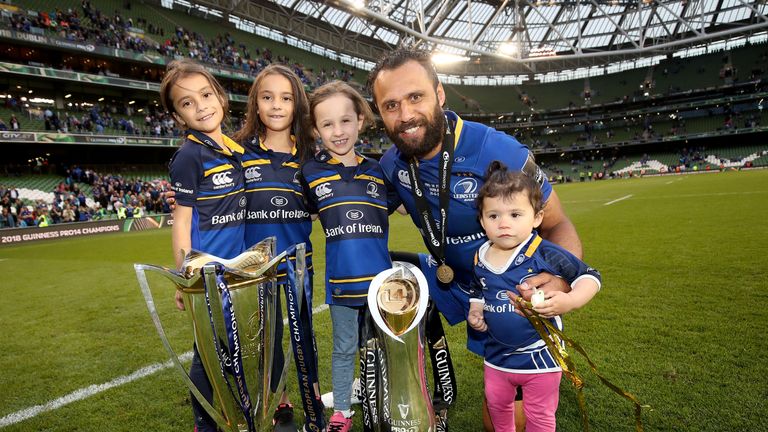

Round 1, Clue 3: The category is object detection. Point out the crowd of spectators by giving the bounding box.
[3,0,357,88]
[0,166,172,229]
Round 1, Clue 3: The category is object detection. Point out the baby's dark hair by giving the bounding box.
[477,161,545,215]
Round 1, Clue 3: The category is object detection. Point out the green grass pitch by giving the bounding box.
[1,169,766,431]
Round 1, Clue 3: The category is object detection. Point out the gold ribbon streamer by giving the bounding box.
[513,296,649,432]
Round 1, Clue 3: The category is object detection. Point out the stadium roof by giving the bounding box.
[190,0,768,76]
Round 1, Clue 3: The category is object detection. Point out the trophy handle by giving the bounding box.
[134,264,235,431]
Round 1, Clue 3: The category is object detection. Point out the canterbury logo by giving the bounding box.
[398,170,410,185]
[244,166,261,180]
[212,171,233,186]
[315,182,332,198]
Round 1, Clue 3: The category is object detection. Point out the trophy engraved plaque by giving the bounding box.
[364,262,437,432]
[134,237,299,431]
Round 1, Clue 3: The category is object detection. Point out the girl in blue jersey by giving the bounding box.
[161,59,246,432]
[467,162,601,432]
[302,81,395,432]
[232,64,319,431]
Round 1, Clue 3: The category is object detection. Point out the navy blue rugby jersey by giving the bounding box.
[380,111,553,286]
[469,232,601,372]
[301,150,395,306]
[169,131,246,259]
[241,137,313,279]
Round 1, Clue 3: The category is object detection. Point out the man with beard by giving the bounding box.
[368,47,582,430]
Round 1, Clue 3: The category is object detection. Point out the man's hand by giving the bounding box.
[515,273,570,301]
[175,290,185,311]
[467,301,487,332]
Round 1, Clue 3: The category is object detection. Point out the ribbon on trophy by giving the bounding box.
[513,296,649,432]
[359,307,382,432]
[424,302,456,431]
[283,244,326,432]
[203,264,256,432]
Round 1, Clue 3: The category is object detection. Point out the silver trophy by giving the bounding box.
[364,262,437,432]
[134,238,302,431]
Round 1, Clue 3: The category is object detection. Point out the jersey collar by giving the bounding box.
[316,149,365,167]
[186,130,245,155]
[257,135,297,155]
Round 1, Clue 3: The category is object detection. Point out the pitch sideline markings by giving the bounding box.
[0,304,329,428]
[560,190,766,206]
[604,194,633,206]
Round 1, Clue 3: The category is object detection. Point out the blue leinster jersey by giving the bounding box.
[302,150,394,306]
[242,137,313,279]
[380,111,553,287]
[470,233,601,373]
[169,131,246,259]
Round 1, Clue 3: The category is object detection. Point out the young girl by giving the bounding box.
[467,162,601,432]
[233,64,320,431]
[161,58,246,432]
[301,81,397,432]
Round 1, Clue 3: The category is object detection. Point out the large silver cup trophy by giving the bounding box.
[134,238,305,431]
[363,262,437,432]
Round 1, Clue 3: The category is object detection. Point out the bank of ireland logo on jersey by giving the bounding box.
[244,166,261,182]
[346,210,364,221]
[271,196,288,207]
[452,177,478,201]
[315,182,332,200]
[366,182,380,198]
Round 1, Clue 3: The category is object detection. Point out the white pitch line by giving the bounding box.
[665,181,674,184]
[604,194,633,206]
[0,303,329,428]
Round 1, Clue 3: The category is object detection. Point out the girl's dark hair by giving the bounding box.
[159,59,229,126]
[477,161,545,215]
[309,81,374,130]
[233,64,313,162]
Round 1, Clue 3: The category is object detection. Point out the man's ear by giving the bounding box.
[436,82,446,108]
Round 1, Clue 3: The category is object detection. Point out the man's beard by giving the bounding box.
[386,104,445,159]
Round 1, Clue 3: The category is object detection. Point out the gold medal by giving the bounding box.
[436,264,454,284]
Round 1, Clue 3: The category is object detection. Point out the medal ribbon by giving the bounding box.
[203,264,256,431]
[513,296,649,432]
[406,116,455,274]
[284,246,326,432]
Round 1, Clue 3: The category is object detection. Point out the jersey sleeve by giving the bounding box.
[538,243,602,290]
[485,130,553,202]
[384,175,402,215]
[298,168,318,214]
[467,266,485,302]
[168,145,200,207]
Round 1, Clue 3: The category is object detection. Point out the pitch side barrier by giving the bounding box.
[0,214,173,246]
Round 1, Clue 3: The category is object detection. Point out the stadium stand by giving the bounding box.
[1,0,767,229]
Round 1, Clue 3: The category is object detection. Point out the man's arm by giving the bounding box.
[538,189,582,259]
[518,189,582,299]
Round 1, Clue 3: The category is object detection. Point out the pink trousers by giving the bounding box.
[484,365,562,432]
